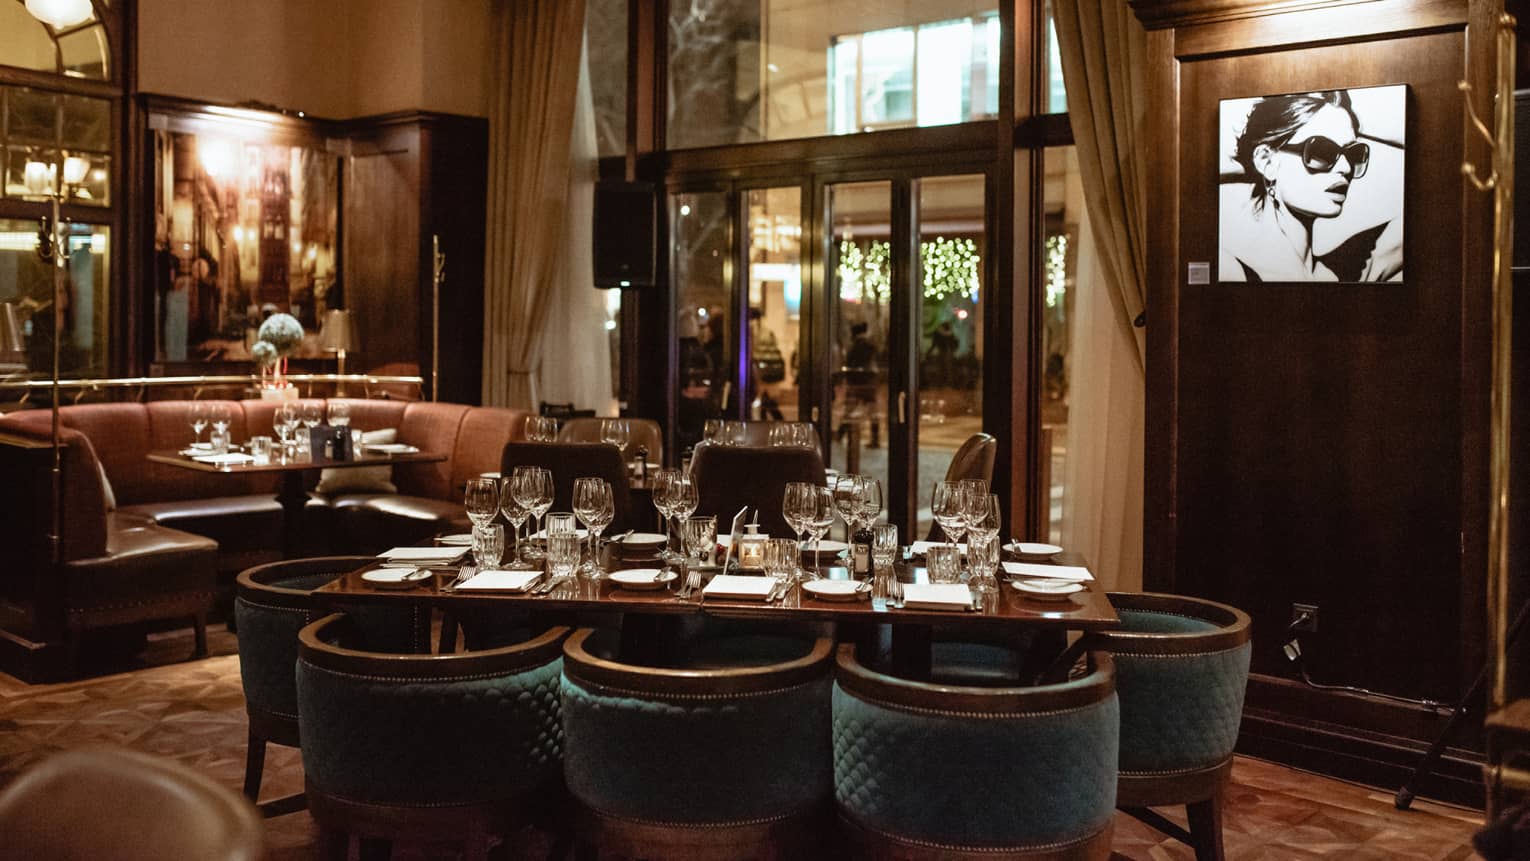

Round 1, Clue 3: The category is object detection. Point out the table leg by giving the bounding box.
[276,471,310,558]
[889,623,932,681]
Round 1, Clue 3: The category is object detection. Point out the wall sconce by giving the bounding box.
[24,0,92,29]
[62,155,88,186]
[24,160,54,196]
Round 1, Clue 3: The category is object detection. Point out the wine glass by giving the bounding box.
[701,419,723,446]
[669,474,698,543]
[587,483,614,577]
[833,474,866,541]
[511,466,552,557]
[931,480,968,550]
[650,468,680,564]
[723,421,746,446]
[188,402,209,447]
[300,402,323,431]
[967,493,1002,543]
[859,478,884,529]
[573,477,613,577]
[464,477,500,528]
[273,403,294,447]
[499,477,533,569]
[209,403,232,437]
[326,400,351,427]
[601,419,630,454]
[805,485,835,576]
[782,482,812,579]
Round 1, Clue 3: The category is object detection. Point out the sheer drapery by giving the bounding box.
[1052,0,1148,368]
[1062,211,1144,592]
[1053,0,1148,590]
[482,0,588,409]
[535,34,614,415]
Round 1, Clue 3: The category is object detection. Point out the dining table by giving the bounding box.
[315,548,1117,679]
[147,446,447,557]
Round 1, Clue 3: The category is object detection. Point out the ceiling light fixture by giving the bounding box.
[25,0,94,29]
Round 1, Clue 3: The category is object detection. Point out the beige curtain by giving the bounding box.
[1053,1,1149,590]
[535,33,615,414]
[1052,0,1149,368]
[482,0,588,409]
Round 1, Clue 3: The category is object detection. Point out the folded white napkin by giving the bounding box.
[379,546,467,562]
[901,582,975,610]
[701,574,775,600]
[454,570,542,591]
[1002,561,1093,582]
[908,540,966,555]
[192,453,256,465]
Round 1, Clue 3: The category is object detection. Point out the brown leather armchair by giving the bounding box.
[689,444,827,537]
[500,441,635,531]
[924,432,997,542]
[0,746,263,861]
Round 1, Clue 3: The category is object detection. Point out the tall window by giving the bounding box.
[0,0,121,378]
[828,14,1000,134]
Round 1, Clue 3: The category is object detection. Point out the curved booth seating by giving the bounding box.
[560,627,836,859]
[689,444,827,537]
[500,441,635,532]
[296,613,569,859]
[557,416,664,467]
[833,643,1118,860]
[1088,593,1252,861]
[234,556,424,808]
[0,746,263,861]
[924,432,997,542]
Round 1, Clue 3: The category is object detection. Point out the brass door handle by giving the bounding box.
[811,406,820,422]
[898,392,907,423]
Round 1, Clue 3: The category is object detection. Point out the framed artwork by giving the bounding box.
[1218,84,1406,284]
[150,109,339,363]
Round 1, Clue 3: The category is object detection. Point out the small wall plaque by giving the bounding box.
[1187,262,1211,284]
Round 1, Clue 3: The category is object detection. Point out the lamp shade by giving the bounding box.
[0,303,26,362]
[25,0,93,29]
[318,309,358,353]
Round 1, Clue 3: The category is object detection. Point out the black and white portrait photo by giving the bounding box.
[1218,84,1406,283]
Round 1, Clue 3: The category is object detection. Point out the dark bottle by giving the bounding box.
[851,525,873,578]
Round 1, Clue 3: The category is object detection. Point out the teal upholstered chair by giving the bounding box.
[296,613,568,859]
[1090,592,1252,861]
[560,627,836,859]
[833,642,1118,859]
[233,556,424,812]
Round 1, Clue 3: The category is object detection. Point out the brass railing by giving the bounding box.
[0,373,425,402]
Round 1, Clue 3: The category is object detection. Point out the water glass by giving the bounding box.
[967,531,1001,596]
[472,523,504,570]
[926,544,962,584]
[209,426,230,454]
[684,516,716,566]
[327,401,352,427]
[547,531,581,581]
[872,523,899,571]
[764,537,797,589]
[249,435,273,464]
[350,428,365,455]
[545,511,578,536]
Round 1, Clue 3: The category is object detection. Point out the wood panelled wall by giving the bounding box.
[1133,0,1498,803]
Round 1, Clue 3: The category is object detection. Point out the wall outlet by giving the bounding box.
[1291,603,1319,632]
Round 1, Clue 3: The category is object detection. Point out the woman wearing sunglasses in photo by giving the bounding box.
[1221,90,1402,283]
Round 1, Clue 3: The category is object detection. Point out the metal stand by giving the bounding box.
[1395,597,1530,809]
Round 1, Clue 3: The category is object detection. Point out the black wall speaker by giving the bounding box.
[593,181,657,288]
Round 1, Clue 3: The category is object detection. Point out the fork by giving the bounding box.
[888,577,904,609]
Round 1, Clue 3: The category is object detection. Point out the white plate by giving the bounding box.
[362,567,432,589]
[365,443,419,454]
[802,579,869,602]
[609,569,676,590]
[1010,579,1085,601]
[614,532,668,549]
[437,533,474,546]
[1007,542,1063,558]
[800,540,850,555]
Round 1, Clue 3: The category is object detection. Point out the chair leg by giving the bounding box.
[1186,797,1226,861]
[242,730,266,801]
[192,612,209,657]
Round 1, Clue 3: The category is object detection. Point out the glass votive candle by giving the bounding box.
[249,435,273,464]
[350,428,364,457]
[737,525,766,570]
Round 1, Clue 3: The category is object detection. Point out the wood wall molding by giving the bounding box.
[1132,0,1451,31]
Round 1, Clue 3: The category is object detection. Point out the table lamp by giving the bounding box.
[319,309,359,396]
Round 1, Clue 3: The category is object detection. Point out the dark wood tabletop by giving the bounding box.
[315,552,1119,633]
[148,447,447,474]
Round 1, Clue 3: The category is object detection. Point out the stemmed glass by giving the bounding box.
[805,485,835,576]
[464,477,500,529]
[526,416,558,443]
[668,474,698,549]
[209,403,232,439]
[833,474,866,541]
[188,402,209,447]
[966,493,1002,544]
[931,480,968,550]
[498,477,533,569]
[573,477,614,578]
[273,402,297,452]
[601,419,630,455]
[511,466,554,558]
[782,482,813,580]
[859,478,884,530]
[651,468,681,564]
[326,400,351,427]
[700,419,723,446]
[299,402,323,452]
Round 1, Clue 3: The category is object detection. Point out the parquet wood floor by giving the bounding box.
[0,625,1484,860]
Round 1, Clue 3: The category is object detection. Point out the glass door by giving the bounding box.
[670,189,731,454]
[743,187,803,422]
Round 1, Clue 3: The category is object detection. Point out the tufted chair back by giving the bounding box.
[689,444,826,537]
[1089,592,1252,859]
[500,441,634,530]
[296,614,568,854]
[234,556,423,805]
[833,643,1118,859]
[557,417,664,466]
[560,627,835,858]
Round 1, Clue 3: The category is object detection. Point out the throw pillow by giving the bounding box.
[315,428,399,495]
